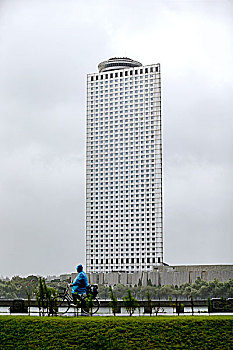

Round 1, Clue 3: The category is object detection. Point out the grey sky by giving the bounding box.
[0,0,232,277]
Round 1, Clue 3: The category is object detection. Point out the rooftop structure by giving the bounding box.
[98,57,142,73]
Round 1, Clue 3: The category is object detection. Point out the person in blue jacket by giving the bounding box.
[70,264,89,304]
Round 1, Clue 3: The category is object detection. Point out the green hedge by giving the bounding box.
[0,316,232,349]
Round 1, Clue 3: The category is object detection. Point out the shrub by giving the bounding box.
[146,291,152,316]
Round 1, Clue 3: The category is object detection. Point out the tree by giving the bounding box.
[176,301,184,316]
[190,294,194,316]
[25,277,37,316]
[169,296,176,313]
[113,284,128,299]
[123,290,138,316]
[147,279,152,287]
[109,286,118,316]
[146,291,152,316]
[154,302,162,316]
[34,277,58,316]
[98,285,109,300]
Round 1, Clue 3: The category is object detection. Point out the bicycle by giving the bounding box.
[55,284,100,315]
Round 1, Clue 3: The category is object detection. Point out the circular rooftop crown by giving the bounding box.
[98,57,142,73]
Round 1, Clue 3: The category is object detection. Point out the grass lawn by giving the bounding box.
[0,315,232,349]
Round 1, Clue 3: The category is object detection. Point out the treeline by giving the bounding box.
[0,276,66,299]
[0,276,232,300]
[98,278,233,300]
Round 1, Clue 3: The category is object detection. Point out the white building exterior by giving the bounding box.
[86,58,163,273]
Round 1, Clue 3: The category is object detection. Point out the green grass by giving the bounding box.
[0,316,232,349]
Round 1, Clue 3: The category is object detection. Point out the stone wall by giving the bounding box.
[86,265,233,287]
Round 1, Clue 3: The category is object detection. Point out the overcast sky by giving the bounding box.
[0,0,232,277]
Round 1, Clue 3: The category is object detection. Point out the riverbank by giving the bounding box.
[0,315,232,349]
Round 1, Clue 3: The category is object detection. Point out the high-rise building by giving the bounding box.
[86,57,163,273]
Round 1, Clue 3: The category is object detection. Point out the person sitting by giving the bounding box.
[70,264,89,304]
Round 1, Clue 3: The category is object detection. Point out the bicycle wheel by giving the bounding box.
[55,296,71,315]
[81,297,100,315]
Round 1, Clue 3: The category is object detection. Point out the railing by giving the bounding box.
[0,299,208,308]
[1,298,232,314]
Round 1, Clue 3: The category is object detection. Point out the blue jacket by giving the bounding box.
[71,271,89,295]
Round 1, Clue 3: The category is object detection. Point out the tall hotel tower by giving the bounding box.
[86,58,163,273]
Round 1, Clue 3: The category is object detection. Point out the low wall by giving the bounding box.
[86,265,233,287]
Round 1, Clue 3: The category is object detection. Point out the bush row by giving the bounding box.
[0,316,232,349]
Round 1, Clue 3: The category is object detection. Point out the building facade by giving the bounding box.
[86,57,163,273]
[87,265,233,287]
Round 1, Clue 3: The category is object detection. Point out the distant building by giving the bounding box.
[87,265,233,287]
[60,274,72,282]
[45,275,59,282]
[86,58,163,273]
[60,265,233,286]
